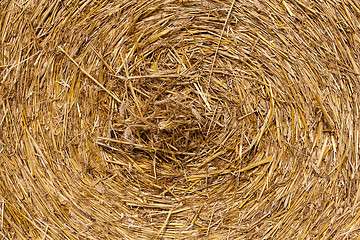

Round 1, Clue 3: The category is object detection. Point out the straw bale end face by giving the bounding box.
[2,0,360,239]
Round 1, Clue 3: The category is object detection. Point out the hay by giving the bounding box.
[1,0,360,239]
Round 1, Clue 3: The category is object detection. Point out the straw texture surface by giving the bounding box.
[1,0,360,239]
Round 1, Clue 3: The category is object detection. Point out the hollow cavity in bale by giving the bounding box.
[95,5,276,176]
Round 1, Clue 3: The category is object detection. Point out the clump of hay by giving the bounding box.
[1,0,360,239]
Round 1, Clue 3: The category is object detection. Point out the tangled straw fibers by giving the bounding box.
[1,0,360,239]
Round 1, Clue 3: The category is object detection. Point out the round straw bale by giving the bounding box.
[1,0,360,239]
